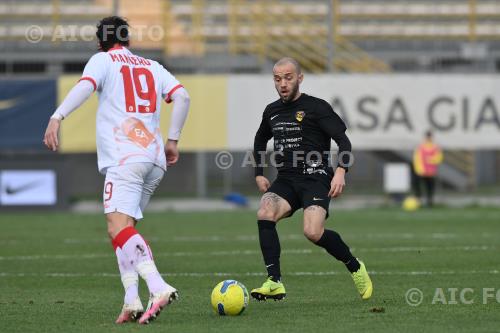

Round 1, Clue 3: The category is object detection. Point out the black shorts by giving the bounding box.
[266,173,332,218]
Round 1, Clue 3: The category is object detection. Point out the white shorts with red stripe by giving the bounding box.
[103,162,164,220]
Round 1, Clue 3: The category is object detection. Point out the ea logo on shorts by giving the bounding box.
[295,111,305,122]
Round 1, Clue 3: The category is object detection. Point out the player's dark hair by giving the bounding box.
[425,130,433,139]
[96,16,129,51]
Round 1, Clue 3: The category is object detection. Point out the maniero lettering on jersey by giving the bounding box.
[109,52,152,66]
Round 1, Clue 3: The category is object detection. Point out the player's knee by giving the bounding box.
[106,212,134,239]
[106,225,115,239]
[106,219,122,239]
[257,206,278,221]
[303,226,323,243]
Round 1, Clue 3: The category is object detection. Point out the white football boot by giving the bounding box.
[115,297,144,324]
[138,287,179,324]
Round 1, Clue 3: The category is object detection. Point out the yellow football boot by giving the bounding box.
[352,260,373,300]
[250,277,286,301]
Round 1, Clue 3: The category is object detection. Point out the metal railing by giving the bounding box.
[444,150,476,187]
[165,0,390,72]
[0,0,390,72]
[337,0,500,41]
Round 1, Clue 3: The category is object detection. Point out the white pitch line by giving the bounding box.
[54,232,500,245]
[0,245,496,261]
[0,270,498,278]
[60,232,494,244]
[62,234,304,244]
[356,245,495,253]
[0,253,112,261]
[0,249,313,261]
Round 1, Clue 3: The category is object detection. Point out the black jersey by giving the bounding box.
[253,93,351,177]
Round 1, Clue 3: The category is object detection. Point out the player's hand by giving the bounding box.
[43,118,61,152]
[165,139,179,166]
[329,167,346,198]
[255,176,270,193]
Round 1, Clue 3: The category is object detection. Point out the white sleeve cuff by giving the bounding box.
[50,113,64,120]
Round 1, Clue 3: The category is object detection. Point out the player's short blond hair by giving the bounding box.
[273,57,302,74]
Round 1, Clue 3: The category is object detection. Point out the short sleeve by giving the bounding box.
[80,53,108,92]
[159,64,182,103]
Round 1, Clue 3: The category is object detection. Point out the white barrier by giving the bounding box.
[227,74,500,150]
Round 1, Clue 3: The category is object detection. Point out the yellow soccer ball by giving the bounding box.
[402,196,420,211]
[211,280,249,316]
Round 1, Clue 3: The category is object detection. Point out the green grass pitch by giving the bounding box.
[0,208,499,332]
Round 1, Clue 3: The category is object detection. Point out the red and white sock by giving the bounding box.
[113,227,173,295]
[112,242,139,305]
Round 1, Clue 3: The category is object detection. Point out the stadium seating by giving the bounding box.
[2,0,499,73]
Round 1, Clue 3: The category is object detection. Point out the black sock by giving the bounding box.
[258,220,281,281]
[315,229,360,273]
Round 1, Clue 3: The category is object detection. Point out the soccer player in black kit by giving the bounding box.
[250,57,373,301]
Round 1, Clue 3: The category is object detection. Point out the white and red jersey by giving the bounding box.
[80,46,182,173]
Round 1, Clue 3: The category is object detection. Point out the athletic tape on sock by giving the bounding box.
[121,272,139,291]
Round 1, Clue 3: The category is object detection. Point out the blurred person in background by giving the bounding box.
[412,131,443,207]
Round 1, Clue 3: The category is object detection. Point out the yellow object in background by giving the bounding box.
[59,75,228,152]
[59,75,98,152]
[402,196,420,211]
[170,75,227,151]
[413,141,443,177]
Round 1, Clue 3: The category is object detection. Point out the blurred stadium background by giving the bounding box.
[0,0,499,208]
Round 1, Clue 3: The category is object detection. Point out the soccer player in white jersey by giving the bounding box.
[43,16,190,324]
